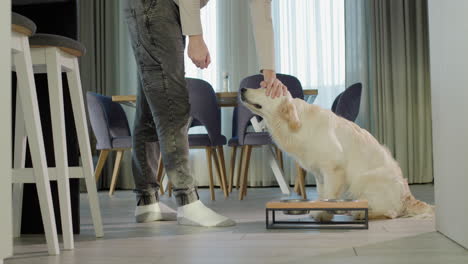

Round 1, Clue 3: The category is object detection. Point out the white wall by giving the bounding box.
[428,0,468,249]
[0,0,12,263]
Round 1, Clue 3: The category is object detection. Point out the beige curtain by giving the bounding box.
[345,0,433,183]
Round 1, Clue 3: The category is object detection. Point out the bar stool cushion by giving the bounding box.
[12,12,37,36]
[29,33,86,57]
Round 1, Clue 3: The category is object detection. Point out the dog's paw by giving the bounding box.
[310,211,334,222]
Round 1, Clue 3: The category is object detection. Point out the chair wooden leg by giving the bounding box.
[205,147,215,200]
[300,168,307,199]
[217,146,229,197]
[109,150,124,196]
[236,146,245,190]
[168,181,173,197]
[239,145,252,200]
[238,146,247,200]
[212,148,222,186]
[212,148,226,197]
[228,146,237,193]
[294,167,302,196]
[213,147,228,198]
[295,163,307,199]
[95,150,110,182]
[275,146,284,172]
[156,153,165,195]
[294,163,303,195]
[242,145,253,198]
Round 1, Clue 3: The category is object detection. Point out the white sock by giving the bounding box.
[177,200,236,227]
[135,202,177,223]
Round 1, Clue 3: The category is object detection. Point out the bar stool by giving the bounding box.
[11,12,60,255]
[13,33,104,250]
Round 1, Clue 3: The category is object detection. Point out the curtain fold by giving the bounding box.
[345,0,433,183]
[272,0,345,109]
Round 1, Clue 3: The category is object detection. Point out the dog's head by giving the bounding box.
[240,87,301,132]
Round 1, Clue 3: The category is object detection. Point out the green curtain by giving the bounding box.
[345,0,433,183]
[79,0,137,190]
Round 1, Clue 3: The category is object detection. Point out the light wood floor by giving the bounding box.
[7,184,468,264]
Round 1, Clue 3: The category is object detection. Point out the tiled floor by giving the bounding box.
[7,184,468,264]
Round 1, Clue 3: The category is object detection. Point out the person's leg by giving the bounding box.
[125,1,178,223]
[132,79,177,222]
[125,0,234,227]
[132,78,158,199]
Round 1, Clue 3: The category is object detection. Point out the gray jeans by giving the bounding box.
[124,0,198,206]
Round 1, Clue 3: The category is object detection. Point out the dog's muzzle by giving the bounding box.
[240,88,262,109]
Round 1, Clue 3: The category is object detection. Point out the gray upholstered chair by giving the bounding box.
[230,74,304,200]
[86,92,132,196]
[188,78,228,199]
[158,78,229,200]
[333,82,362,122]
[331,93,342,113]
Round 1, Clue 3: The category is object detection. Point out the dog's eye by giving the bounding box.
[254,104,262,109]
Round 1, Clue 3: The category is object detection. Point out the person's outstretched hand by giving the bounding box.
[260,70,288,98]
[188,35,211,69]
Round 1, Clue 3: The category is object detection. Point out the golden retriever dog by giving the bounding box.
[240,87,433,221]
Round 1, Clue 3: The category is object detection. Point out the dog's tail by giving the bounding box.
[401,195,435,219]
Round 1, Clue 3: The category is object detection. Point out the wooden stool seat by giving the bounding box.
[12,12,36,36]
[29,33,86,57]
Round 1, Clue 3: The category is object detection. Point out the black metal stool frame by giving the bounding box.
[266,207,369,230]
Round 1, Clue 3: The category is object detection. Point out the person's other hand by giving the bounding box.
[260,70,288,98]
[188,35,211,69]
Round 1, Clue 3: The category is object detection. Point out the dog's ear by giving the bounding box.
[279,100,301,132]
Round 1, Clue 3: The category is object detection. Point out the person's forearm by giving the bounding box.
[179,0,203,36]
[188,34,211,69]
[249,0,276,72]
[189,34,203,41]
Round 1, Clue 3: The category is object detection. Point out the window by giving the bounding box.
[272,0,345,108]
[184,0,345,108]
[184,1,218,89]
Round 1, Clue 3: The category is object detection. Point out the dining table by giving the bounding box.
[112,89,318,195]
[111,90,318,107]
